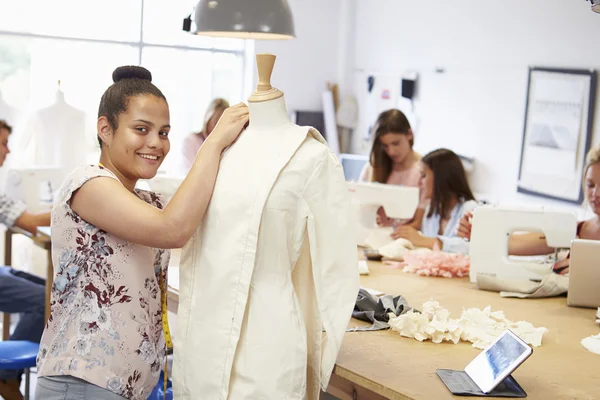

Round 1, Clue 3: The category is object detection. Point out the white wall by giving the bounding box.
[350,0,600,216]
[253,0,343,112]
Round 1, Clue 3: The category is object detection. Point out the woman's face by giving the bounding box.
[585,163,600,215]
[0,128,10,167]
[379,132,413,165]
[205,108,225,137]
[101,94,171,181]
[419,162,434,200]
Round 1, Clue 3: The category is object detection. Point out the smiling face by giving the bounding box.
[98,94,170,185]
[585,163,600,215]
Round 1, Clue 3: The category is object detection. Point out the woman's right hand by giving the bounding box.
[206,103,249,150]
[456,210,474,240]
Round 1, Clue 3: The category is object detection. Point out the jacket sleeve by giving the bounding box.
[301,149,360,390]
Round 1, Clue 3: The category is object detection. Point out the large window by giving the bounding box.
[0,0,250,175]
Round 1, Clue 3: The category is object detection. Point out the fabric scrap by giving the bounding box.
[349,288,411,331]
[388,300,547,349]
[400,250,469,278]
[477,273,568,299]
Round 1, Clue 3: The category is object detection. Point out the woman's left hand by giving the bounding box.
[552,258,570,275]
[392,225,424,246]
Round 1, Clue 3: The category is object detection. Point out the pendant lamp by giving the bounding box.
[191,0,295,40]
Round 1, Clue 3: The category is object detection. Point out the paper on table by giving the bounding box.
[358,260,370,275]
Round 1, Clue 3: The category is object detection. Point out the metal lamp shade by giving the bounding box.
[193,0,296,40]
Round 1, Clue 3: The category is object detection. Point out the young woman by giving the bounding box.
[457,144,600,274]
[359,109,426,227]
[392,148,477,254]
[181,98,229,173]
[34,66,248,400]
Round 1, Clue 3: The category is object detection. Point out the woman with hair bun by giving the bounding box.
[35,65,248,399]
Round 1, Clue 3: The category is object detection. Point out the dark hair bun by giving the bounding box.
[112,66,152,83]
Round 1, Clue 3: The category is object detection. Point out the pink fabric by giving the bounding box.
[390,250,470,278]
[37,165,171,400]
[181,133,205,173]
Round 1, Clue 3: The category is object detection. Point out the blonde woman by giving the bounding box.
[457,144,600,274]
[181,98,230,173]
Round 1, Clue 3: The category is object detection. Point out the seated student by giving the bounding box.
[457,144,600,274]
[0,120,49,400]
[391,148,477,254]
[359,109,426,228]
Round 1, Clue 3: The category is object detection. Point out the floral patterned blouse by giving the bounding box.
[37,165,171,400]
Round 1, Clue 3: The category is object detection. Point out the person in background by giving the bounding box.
[457,144,600,274]
[0,119,49,400]
[181,98,229,173]
[391,148,477,254]
[359,109,426,228]
[34,66,248,400]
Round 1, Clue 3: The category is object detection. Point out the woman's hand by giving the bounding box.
[391,225,440,249]
[376,206,394,227]
[552,258,570,275]
[206,103,249,150]
[456,210,474,240]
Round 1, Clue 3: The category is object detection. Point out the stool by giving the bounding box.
[0,341,39,400]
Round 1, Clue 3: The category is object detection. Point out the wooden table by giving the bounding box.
[167,256,600,400]
[2,226,53,340]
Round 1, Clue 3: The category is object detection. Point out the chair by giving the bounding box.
[0,341,39,400]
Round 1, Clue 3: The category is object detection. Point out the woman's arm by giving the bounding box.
[508,232,554,256]
[71,103,249,249]
[15,211,51,235]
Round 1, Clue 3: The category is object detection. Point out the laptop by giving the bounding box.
[567,239,600,308]
[338,153,368,182]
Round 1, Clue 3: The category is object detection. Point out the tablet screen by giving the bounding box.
[464,330,532,393]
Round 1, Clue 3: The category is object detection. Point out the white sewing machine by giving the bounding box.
[469,205,577,283]
[4,167,65,213]
[347,181,419,247]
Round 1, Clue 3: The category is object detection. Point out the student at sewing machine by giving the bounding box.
[457,144,600,274]
[0,119,50,400]
[359,109,426,227]
[390,148,478,254]
[34,66,248,399]
[181,97,229,173]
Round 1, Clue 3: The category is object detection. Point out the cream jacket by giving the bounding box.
[173,124,359,399]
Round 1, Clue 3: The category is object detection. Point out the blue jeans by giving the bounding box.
[0,266,45,380]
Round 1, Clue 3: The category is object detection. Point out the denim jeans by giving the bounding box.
[35,376,126,400]
[0,266,45,380]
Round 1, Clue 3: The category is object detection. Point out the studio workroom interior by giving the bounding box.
[0,1,599,399]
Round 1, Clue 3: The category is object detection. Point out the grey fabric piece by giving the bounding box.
[476,273,569,298]
[349,288,411,331]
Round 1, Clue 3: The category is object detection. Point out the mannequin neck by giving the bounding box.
[55,90,65,103]
[248,96,291,129]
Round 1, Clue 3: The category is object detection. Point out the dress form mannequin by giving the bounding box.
[174,53,358,400]
[18,82,95,173]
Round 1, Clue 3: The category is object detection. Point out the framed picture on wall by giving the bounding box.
[517,67,596,204]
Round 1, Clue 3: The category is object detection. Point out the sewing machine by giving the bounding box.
[347,181,419,247]
[4,167,65,213]
[469,205,577,283]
